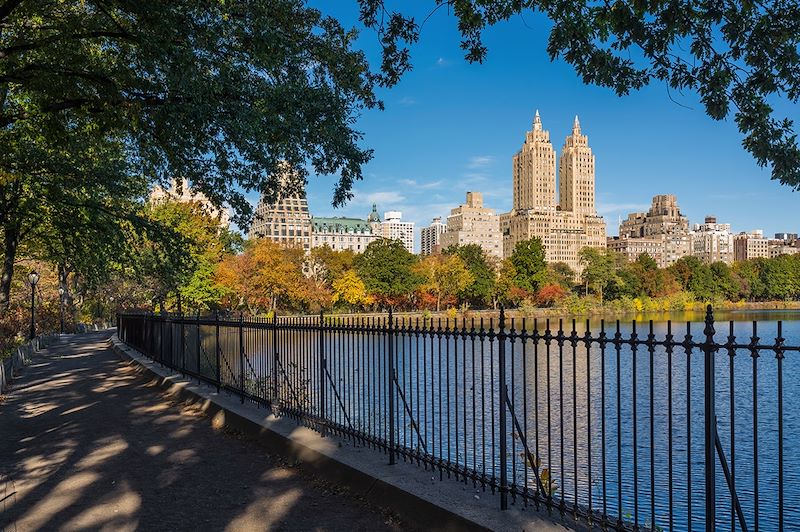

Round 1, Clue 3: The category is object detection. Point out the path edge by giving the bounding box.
[110,335,581,532]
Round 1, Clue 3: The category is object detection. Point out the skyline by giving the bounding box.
[238,1,797,250]
[243,108,796,251]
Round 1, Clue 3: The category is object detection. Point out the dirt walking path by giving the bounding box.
[0,332,408,531]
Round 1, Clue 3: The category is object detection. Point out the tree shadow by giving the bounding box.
[0,332,406,531]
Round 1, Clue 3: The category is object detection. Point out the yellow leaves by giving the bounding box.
[332,269,369,307]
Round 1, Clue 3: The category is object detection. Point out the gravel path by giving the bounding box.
[0,332,407,531]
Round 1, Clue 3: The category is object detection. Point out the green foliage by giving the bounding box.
[354,239,422,307]
[543,262,576,290]
[509,238,547,293]
[445,244,496,306]
[359,0,800,189]
[0,0,383,315]
[579,247,616,302]
[134,200,237,310]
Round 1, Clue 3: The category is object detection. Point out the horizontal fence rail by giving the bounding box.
[117,307,799,531]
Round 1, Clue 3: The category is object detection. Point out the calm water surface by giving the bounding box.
[193,309,800,531]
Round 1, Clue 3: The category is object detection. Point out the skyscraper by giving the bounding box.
[501,112,606,273]
[559,116,595,216]
[420,217,446,255]
[248,164,312,251]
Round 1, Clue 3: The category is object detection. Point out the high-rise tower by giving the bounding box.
[249,163,312,251]
[501,112,606,273]
[512,110,557,212]
[559,116,596,216]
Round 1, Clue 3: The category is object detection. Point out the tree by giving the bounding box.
[762,255,800,300]
[0,115,142,312]
[710,262,739,301]
[132,200,238,311]
[668,256,719,301]
[579,247,615,302]
[535,284,569,307]
[332,270,372,309]
[359,0,800,189]
[0,0,382,313]
[355,239,422,308]
[414,254,474,311]
[494,259,521,307]
[445,244,496,306]
[732,259,768,300]
[306,246,356,290]
[544,262,576,290]
[509,239,547,293]
[215,239,308,313]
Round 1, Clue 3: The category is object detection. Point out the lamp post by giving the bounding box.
[58,286,65,334]
[28,270,39,340]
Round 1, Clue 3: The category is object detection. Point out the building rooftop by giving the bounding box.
[312,216,373,233]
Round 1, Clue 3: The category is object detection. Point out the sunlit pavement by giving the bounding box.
[0,332,404,531]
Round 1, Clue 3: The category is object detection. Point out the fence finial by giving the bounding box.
[704,304,715,338]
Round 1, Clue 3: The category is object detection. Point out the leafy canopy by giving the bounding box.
[509,238,547,293]
[358,0,800,188]
[355,239,422,304]
[0,0,381,226]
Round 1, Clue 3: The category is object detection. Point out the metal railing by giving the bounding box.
[117,306,798,531]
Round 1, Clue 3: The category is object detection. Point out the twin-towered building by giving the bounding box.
[500,113,607,271]
[422,112,607,271]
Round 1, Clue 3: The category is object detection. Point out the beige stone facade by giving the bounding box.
[439,192,502,258]
[501,112,606,272]
[248,167,312,251]
[608,236,666,264]
[150,179,230,228]
[691,216,734,264]
[734,230,770,262]
[370,209,415,254]
[769,243,800,258]
[619,195,689,239]
[311,217,378,253]
[614,194,692,267]
[420,217,446,255]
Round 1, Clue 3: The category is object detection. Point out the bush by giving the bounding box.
[535,284,568,307]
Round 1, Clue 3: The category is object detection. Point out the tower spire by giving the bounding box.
[533,109,542,131]
[573,115,581,135]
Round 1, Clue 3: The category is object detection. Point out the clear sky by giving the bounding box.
[245,2,799,250]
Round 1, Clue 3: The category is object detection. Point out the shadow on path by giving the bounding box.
[0,332,405,531]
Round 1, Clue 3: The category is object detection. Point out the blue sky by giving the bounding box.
[245,2,798,250]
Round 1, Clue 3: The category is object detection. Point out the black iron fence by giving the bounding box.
[117,307,798,531]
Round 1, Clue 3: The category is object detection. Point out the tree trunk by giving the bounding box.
[436,293,441,312]
[0,224,19,315]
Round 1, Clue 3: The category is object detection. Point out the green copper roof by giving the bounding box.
[312,217,373,234]
[367,203,381,222]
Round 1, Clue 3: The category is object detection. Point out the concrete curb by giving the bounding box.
[110,336,583,532]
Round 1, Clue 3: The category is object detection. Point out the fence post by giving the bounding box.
[272,310,279,407]
[498,305,508,510]
[388,308,396,465]
[703,304,716,531]
[180,311,185,374]
[195,310,201,379]
[239,312,245,403]
[215,310,221,393]
[318,311,326,436]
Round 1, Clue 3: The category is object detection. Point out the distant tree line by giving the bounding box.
[59,203,798,316]
[5,199,800,358]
